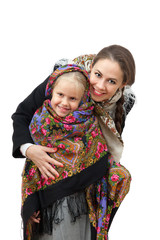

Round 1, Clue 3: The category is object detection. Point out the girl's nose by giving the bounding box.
[62,97,68,106]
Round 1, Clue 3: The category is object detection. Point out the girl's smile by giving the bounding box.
[57,105,70,113]
[51,78,84,117]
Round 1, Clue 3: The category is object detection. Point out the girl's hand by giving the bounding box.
[30,211,41,224]
[26,145,63,179]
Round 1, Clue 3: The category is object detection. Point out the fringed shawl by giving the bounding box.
[21,65,110,239]
[21,64,132,240]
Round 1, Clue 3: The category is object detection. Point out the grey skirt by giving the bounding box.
[33,193,91,240]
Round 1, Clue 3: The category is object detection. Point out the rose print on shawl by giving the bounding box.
[108,162,131,206]
[86,159,131,239]
[29,100,99,168]
[23,65,109,207]
[22,117,108,206]
[54,139,81,166]
[22,65,132,240]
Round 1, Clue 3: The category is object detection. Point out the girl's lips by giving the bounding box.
[58,106,70,113]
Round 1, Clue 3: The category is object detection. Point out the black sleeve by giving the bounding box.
[121,95,136,134]
[11,76,50,158]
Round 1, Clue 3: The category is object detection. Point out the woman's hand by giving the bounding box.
[26,145,63,179]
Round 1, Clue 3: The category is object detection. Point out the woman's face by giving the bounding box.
[90,58,125,102]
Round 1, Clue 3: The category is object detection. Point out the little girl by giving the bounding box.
[49,68,86,118]
[22,64,111,240]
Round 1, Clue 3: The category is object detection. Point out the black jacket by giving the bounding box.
[12,77,50,158]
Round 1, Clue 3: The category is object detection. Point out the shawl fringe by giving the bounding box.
[33,191,88,236]
[22,152,110,240]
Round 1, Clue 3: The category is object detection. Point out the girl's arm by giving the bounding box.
[12,77,49,158]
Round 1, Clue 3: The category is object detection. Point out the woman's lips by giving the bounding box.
[92,88,105,96]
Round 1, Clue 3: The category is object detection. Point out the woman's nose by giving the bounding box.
[96,79,105,90]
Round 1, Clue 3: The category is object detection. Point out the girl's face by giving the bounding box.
[90,58,125,102]
[51,78,84,117]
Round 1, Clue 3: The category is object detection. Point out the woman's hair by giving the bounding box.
[53,71,87,93]
[92,45,136,135]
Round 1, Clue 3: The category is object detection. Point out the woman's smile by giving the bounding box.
[91,86,106,96]
[90,58,124,102]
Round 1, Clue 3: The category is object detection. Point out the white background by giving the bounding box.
[1,0,160,239]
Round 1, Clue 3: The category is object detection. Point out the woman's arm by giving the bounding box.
[12,77,49,158]
[12,76,64,179]
[122,86,136,132]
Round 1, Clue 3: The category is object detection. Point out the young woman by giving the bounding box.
[12,45,136,239]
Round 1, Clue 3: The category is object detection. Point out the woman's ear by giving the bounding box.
[120,82,128,89]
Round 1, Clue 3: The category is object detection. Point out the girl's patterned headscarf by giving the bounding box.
[45,64,90,105]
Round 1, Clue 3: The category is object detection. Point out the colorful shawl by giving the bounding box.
[22,65,109,239]
[21,64,131,240]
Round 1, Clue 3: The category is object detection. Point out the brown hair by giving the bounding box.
[93,45,136,135]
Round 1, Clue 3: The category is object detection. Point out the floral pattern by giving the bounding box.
[22,99,108,205]
[86,158,131,239]
[22,64,132,240]
[22,65,109,208]
[73,54,96,73]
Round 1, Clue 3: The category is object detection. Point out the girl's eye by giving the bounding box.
[70,97,76,101]
[58,93,63,97]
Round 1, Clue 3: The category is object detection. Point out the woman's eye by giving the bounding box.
[95,72,101,77]
[108,79,116,84]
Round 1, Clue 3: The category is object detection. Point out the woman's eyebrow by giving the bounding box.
[95,69,118,82]
[95,69,102,75]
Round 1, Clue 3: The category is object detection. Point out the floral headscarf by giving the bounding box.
[45,64,90,103]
